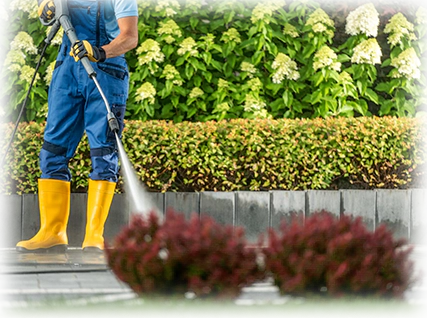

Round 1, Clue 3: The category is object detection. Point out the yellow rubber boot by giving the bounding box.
[82,179,116,252]
[16,179,70,253]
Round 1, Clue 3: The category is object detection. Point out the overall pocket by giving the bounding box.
[97,62,128,80]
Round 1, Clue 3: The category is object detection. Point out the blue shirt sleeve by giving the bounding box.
[104,0,138,41]
[113,0,138,19]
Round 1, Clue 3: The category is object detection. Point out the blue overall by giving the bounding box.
[40,0,129,182]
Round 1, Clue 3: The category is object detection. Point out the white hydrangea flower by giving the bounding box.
[312,23,327,33]
[244,94,266,112]
[247,78,263,91]
[44,61,56,86]
[157,20,182,38]
[136,0,150,11]
[162,64,183,86]
[10,31,38,55]
[156,0,181,10]
[415,7,427,25]
[384,13,417,47]
[10,0,38,19]
[351,38,382,65]
[163,35,175,44]
[305,8,334,39]
[0,0,9,21]
[306,8,334,28]
[189,87,204,99]
[345,3,379,37]
[165,8,177,17]
[250,0,286,24]
[283,23,298,38]
[313,46,341,71]
[177,37,198,56]
[8,64,22,73]
[135,82,157,104]
[19,65,39,84]
[185,0,202,10]
[217,79,229,89]
[220,28,241,44]
[390,47,421,79]
[241,62,257,78]
[253,108,271,119]
[5,51,23,65]
[136,39,165,65]
[271,53,300,83]
[155,0,180,17]
[215,102,230,113]
[200,33,215,48]
[46,26,64,46]
[251,4,273,24]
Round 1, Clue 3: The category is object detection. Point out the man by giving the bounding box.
[16,0,138,253]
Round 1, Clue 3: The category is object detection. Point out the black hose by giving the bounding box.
[1,22,60,170]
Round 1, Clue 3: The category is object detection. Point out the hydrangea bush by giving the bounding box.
[1,0,426,122]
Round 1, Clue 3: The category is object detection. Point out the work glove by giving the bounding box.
[38,0,56,23]
[70,40,106,63]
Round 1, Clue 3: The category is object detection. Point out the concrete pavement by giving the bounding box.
[0,246,426,318]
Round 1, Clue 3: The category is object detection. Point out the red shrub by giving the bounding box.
[264,211,414,298]
[105,209,264,298]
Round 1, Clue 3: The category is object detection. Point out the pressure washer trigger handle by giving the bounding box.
[107,112,120,133]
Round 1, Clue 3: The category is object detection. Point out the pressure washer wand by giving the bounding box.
[53,0,119,134]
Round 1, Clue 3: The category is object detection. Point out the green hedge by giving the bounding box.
[1,117,425,194]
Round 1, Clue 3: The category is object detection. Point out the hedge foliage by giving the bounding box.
[1,117,425,194]
[2,0,427,123]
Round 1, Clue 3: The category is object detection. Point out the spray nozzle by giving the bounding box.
[107,112,120,133]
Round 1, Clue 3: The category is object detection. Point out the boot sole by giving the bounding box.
[82,246,104,254]
[16,244,68,253]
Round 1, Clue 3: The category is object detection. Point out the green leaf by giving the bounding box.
[171,95,180,108]
[364,88,379,104]
[190,16,199,29]
[193,76,202,87]
[251,51,264,66]
[379,100,394,116]
[176,57,186,67]
[224,11,235,24]
[256,36,265,51]
[202,71,213,83]
[146,104,155,117]
[283,90,294,106]
[185,64,194,79]
[202,52,212,65]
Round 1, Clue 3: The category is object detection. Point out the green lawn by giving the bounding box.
[0,301,427,318]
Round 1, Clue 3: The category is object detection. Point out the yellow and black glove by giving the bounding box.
[38,0,56,23]
[70,40,106,63]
